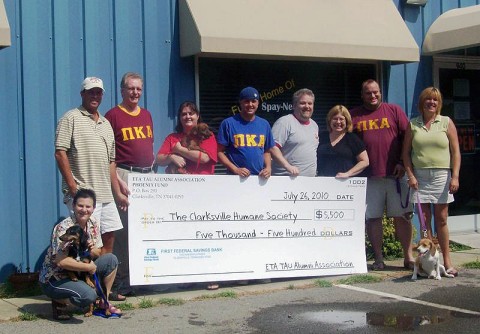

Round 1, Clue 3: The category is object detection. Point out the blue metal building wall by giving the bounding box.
[390,0,480,119]
[0,0,478,282]
[0,0,194,282]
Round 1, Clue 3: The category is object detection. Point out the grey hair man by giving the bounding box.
[271,88,319,176]
[105,72,155,300]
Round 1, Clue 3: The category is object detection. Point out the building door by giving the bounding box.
[434,56,480,218]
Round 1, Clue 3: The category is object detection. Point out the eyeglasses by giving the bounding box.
[124,87,142,93]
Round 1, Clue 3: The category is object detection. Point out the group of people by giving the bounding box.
[39,74,460,320]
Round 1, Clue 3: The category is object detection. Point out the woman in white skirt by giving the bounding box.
[402,87,461,277]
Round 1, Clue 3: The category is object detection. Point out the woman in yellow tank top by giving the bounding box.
[402,87,461,277]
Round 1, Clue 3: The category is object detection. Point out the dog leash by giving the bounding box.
[416,192,428,238]
[93,272,110,309]
[396,178,410,209]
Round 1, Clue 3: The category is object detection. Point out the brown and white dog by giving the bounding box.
[411,238,454,280]
[166,123,213,174]
[181,122,212,152]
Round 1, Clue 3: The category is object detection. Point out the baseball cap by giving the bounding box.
[239,86,259,101]
[81,77,105,92]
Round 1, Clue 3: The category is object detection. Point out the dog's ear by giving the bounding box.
[59,233,76,242]
[60,225,84,244]
[198,123,212,139]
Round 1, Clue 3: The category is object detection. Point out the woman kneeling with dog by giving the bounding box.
[39,189,122,320]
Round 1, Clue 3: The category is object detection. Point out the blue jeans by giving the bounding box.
[41,253,118,308]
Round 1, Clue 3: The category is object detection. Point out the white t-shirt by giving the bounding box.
[271,114,319,176]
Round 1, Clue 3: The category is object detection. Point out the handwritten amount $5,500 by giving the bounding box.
[314,210,346,220]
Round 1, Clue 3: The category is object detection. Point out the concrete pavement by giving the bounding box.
[450,231,480,248]
[1,238,479,323]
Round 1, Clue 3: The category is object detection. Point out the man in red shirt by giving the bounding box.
[350,79,414,271]
[105,72,155,299]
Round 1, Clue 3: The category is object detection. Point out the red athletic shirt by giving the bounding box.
[350,103,408,177]
[105,105,154,167]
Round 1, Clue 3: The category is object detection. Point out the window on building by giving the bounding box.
[198,58,375,174]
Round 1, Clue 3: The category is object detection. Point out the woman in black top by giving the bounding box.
[317,105,369,177]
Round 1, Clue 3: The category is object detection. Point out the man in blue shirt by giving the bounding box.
[217,87,298,177]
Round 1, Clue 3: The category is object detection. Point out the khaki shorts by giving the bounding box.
[366,177,413,220]
[65,199,122,234]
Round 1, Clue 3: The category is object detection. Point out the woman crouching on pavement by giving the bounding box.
[39,189,122,320]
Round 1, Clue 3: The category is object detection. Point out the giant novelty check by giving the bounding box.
[128,175,367,285]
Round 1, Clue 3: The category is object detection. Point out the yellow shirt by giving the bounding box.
[410,115,451,169]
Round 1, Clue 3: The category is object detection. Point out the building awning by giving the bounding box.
[179,0,419,63]
[0,0,10,48]
[423,5,480,55]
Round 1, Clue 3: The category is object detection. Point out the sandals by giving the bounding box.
[371,261,386,271]
[97,299,122,316]
[106,304,122,315]
[93,307,122,319]
[206,283,219,290]
[446,268,459,277]
[108,292,127,301]
[51,300,71,320]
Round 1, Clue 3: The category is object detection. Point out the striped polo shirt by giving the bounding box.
[55,106,115,203]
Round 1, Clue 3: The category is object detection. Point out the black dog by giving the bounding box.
[59,225,96,316]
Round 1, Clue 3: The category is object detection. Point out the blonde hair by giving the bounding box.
[418,87,443,115]
[326,105,353,133]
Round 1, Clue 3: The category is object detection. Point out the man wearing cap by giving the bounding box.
[55,77,128,255]
[271,88,319,177]
[217,86,298,178]
[104,72,155,299]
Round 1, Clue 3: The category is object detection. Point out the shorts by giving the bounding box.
[366,177,413,220]
[116,167,130,184]
[412,168,454,204]
[65,199,122,234]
